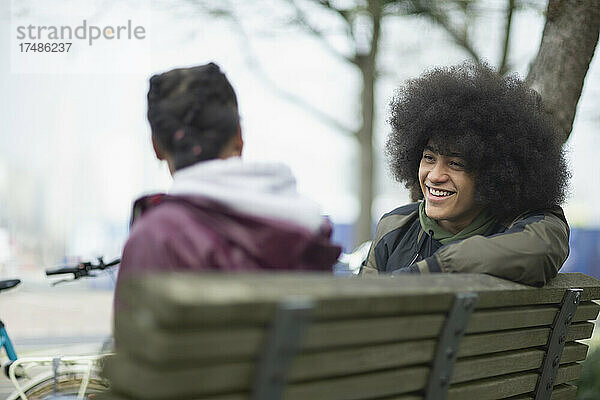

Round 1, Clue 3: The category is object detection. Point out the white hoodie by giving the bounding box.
[169,158,324,232]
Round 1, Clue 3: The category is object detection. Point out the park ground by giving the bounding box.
[0,278,112,397]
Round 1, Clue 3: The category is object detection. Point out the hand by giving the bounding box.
[391,264,420,275]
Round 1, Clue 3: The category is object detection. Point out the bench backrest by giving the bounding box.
[101,272,600,400]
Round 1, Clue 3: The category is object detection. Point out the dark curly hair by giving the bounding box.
[147,62,239,170]
[386,62,570,221]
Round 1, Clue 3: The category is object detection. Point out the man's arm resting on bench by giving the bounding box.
[416,207,570,286]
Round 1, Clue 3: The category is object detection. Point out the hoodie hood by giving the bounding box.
[169,158,324,232]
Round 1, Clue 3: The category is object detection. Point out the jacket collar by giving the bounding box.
[418,201,497,245]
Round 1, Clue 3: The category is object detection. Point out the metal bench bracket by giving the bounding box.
[425,292,478,400]
[534,288,583,399]
[252,297,314,400]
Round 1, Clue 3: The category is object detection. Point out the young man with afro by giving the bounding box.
[362,62,570,286]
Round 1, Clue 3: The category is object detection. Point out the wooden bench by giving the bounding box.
[100,272,600,400]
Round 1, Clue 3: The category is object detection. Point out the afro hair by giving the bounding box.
[386,62,570,221]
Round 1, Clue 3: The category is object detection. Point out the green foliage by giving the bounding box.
[575,344,600,400]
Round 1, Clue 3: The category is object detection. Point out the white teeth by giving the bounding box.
[430,188,453,197]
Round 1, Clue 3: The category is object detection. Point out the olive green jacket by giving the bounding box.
[361,202,569,286]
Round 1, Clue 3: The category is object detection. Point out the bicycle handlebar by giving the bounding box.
[45,257,120,281]
[45,266,82,276]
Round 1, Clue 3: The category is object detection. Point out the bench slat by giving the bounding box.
[466,302,599,333]
[114,303,598,364]
[507,383,577,399]
[103,338,589,399]
[98,382,578,400]
[119,273,600,327]
[445,363,581,400]
[114,307,595,365]
[282,364,582,400]
[290,341,587,383]
[97,382,578,400]
[103,355,253,399]
[96,392,247,400]
[114,313,447,361]
[391,383,578,400]
[451,342,587,384]
[458,321,593,357]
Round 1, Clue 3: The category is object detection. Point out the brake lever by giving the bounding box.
[50,268,88,285]
[51,278,74,286]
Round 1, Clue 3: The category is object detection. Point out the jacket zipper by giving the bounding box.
[408,230,435,267]
[407,251,420,267]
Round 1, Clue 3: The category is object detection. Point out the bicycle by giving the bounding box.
[1,257,119,400]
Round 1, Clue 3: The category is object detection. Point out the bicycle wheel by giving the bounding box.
[7,372,108,400]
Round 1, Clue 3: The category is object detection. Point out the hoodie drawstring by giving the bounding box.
[407,229,435,269]
[426,230,434,258]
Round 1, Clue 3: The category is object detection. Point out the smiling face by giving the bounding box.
[418,142,482,234]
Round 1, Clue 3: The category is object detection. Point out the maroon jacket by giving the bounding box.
[117,194,341,290]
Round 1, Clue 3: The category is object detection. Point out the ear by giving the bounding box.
[152,136,166,160]
[151,136,176,176]
[219,125,244,159]
[233,125,243,156]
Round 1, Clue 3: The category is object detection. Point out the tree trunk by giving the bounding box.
[526,0,600,143]
[354,1,381,246]
[355,67,374,245]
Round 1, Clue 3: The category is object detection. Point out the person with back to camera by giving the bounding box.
[361,62,570,286]
[117,63,341,291]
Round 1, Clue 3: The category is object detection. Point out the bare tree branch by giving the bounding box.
[408,0,480,63]
[223,4,356,136]
[498,0,515,75]
[314,0,355,25]
[427,10,480,62]
[286,0,356,64]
